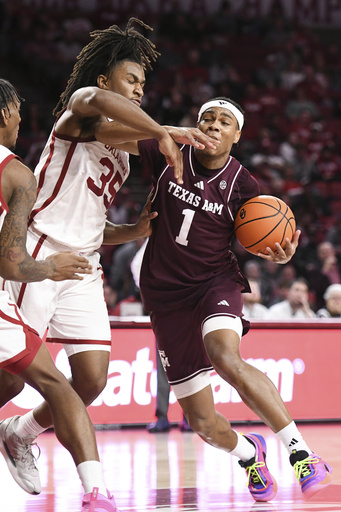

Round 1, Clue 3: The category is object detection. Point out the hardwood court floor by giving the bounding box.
[0,423,340,512]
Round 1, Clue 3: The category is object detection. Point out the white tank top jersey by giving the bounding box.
[28,125,130,252]
[0,145,17,308]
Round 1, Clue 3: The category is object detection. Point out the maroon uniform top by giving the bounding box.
[139,140,260,312]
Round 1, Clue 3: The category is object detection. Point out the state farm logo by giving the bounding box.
[9,348,305,409]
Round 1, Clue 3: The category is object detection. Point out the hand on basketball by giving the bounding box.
[257,230,301,264]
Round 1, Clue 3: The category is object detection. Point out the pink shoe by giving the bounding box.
[290,450,333,499]
[81,487,119,512]
[238,433,277,502]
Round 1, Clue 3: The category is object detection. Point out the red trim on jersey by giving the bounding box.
[16,234,47,308]
[47,338,111,346]
[36,130,56,195]
[0,329,42,375]
[29,139,77,223]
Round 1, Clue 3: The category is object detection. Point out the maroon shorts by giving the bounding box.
[150,278,250,386]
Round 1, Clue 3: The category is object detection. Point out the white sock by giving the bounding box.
[15,411,46,440]
[276,421,311,455]
[229,431,256,461]
[77,460,107,496]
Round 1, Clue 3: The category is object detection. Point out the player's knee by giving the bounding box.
[0,377,25,404]
[71,372,107,405]
[213,354,246,388]
[186,413,215,438]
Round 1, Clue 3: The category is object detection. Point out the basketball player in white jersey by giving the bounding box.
[0,19,217,507]
[0,78,125,511]
[134,98,330,502]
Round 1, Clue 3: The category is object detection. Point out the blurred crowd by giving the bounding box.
[1,0,340,316]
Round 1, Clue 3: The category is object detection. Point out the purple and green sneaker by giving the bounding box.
[238,433,277,502]
[290,450,332,499]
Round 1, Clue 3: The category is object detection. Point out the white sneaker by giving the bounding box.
[0,416,41,494]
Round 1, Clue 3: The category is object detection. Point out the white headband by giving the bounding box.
[197,100,244,130]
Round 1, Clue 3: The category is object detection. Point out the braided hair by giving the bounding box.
[0,79,23,120]
[53,18,159,117]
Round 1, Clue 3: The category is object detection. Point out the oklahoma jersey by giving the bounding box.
[28,124,130,252]
[138,139,260,311]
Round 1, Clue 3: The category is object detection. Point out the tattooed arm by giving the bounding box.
[0,159,92,282]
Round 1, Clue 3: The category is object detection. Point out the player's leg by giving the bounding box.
[203,320,332,499]
[67,348,110,405]
[1,341,118,509]
[175,376,277,502]
[0,369,24,407]
[204,326,292,432]
[18,343,100,465]
[151,307,277,501]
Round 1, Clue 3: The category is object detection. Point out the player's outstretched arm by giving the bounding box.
[257,230,301,264]
[103,193,158,245]
[66,87,183,184]
[0,160,92,282]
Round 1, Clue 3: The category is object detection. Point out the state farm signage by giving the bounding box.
[0,325,339,423]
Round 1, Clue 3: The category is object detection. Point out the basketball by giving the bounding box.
[234,195,296,256]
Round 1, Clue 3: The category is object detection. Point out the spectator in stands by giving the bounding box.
[103,281,118,317]
[326,215,341,255]
[317,241,341,284]
[315,145,341,182]
[267,278,315,319]
[285,87,320,120]
[242,279,268,320]
[243,259,275,307]
[304,241,341,310]
[316,284,341,318]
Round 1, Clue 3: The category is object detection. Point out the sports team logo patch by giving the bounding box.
[220,180,227,190]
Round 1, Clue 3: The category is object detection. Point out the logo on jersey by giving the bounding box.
[159,350,170,371]
[217,300,230,306]
[220,180,227,190]
[194,181,204,190]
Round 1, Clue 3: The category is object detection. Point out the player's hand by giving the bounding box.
[165,126,219,150]
[133,193,158,238]
[157,132,183,184]
[257,230,301,264]
[46,252,92,281]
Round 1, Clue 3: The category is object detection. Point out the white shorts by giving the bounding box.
[3,232,111,356]
[0,292,42,374]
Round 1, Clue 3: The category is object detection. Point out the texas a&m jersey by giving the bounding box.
[138,139,260,311]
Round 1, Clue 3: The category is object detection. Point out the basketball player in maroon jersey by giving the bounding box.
[135,98,332,502]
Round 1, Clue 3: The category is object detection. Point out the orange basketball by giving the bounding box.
[234,195,296,255]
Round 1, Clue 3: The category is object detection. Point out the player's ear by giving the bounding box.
[233,129,241,144]
[0,108,8,126]
[97,75,109,90]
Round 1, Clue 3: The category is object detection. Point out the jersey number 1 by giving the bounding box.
[175,209,195,246]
